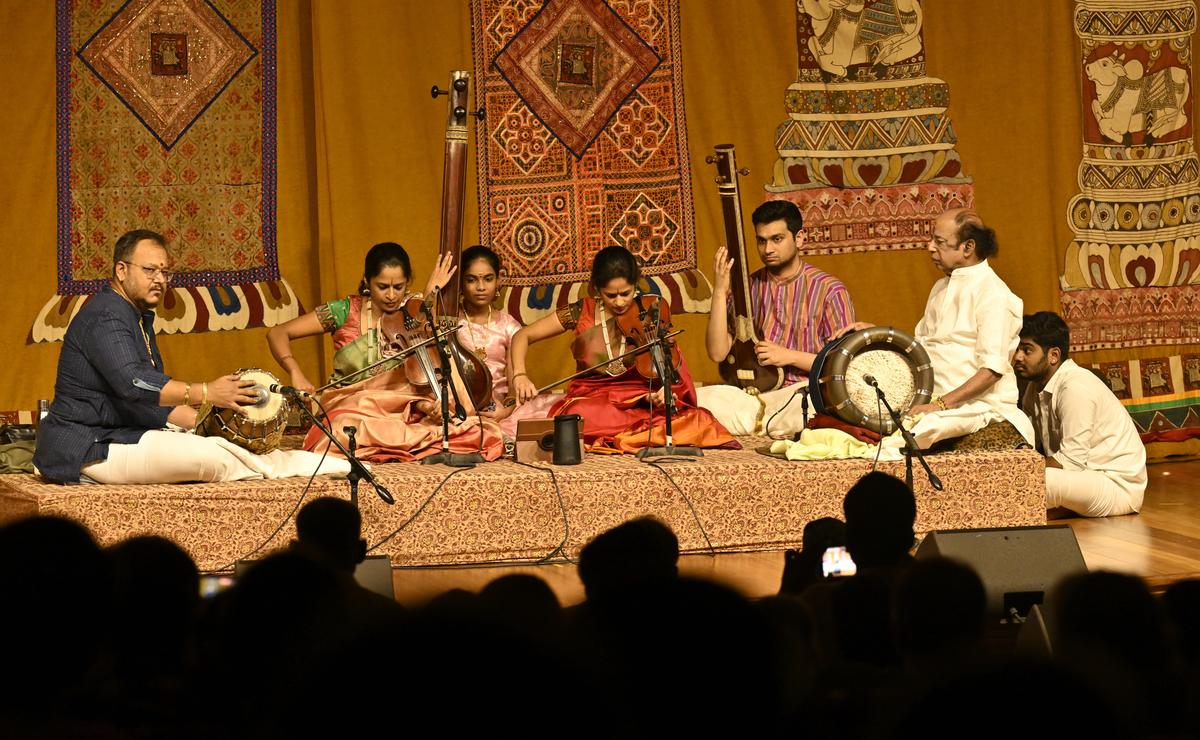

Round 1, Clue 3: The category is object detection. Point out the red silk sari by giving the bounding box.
[548,297,737,454]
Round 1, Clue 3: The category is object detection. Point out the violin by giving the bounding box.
[379,295,446,400]
[613,293,682,385]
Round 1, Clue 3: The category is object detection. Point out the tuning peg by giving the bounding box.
[453,77,468,92]
[431,85,448,98]
[470,106,485,120]
[738,167,750,176]
[705,155,716,164]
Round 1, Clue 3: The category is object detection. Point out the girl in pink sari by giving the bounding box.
[266,242,503,462]
[509,246,735,454]
[454,245,560,438]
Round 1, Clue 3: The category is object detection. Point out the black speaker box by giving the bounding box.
[914,525,1086,620]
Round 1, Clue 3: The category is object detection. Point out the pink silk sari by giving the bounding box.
[303,295,504,462]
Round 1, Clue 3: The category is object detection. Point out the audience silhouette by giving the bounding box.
[0,476,1194,739]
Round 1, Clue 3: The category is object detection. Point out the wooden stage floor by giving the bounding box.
[389,459,1200,607]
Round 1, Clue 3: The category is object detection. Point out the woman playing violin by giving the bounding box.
[266,242,504,462]
[508,245,735,453]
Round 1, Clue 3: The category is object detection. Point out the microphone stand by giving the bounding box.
[344,426,359,506]
[866,379,943,491]
[637,304,702,461]
[420,301,484,468]
[289,392,395,505]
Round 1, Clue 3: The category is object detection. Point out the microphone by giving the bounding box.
[250,385,271,407]
[268,383,312,399]
[863,374,878,388]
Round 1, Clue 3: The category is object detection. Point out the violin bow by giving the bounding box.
[311,328,459,395]
[504,329,684,405]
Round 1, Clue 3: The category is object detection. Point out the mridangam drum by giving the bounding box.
[194,368,289,454]
[808,327,934,434]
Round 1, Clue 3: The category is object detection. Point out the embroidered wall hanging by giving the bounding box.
[471,0,707,312]
[31,0,297,343]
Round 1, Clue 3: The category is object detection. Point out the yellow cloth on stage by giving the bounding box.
[770,428,907,461]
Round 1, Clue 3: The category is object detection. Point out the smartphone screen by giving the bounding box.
[821,546,857,578]
[199,574,235,599]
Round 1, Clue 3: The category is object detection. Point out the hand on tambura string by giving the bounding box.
[712,246,733,296]
[754,339,793,368]
[512,374,537,404]
[208,374,260,412]
[424,252,458,298]
[831,322,874,341]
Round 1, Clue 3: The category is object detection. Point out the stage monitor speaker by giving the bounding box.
[914,525,1086,620]
[234,554,395,600]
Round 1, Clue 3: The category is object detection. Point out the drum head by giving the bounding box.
[809,327,934,434]
[193,368,289,454]
[237,368,286,422]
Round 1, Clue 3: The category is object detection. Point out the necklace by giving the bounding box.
[461,304,492,364]
[597,302,627,376]
[113,283,156,368]
[364,298,378,363]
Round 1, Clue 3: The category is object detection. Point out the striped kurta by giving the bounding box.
[730,263,856,384]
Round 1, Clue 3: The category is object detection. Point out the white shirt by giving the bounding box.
[912,259,1035,445]
[1021,358,1147,496]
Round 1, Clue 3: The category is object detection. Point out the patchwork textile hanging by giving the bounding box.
[471,0,709,322]
[31,0,298,343]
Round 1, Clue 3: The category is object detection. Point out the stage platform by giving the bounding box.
[0,439,1045,572]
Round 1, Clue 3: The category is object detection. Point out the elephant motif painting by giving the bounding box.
[1086,52,1190,145]
[800,0,923,78]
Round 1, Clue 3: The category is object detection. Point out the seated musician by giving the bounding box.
[266,242,504,462]
[840,209,1034,450]
[1014,312,1146,517]
[34,230,343,484]
[454,245,560,437]
[697,200,856,436]
[509,245,735,453]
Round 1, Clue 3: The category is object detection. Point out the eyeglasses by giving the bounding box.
[120,261,174,282]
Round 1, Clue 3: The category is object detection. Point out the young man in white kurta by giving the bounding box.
[1014,312,1146,517]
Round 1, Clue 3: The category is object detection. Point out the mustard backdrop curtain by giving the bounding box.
[0,0,1191,411]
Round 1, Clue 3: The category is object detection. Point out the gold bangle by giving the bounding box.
[202,382,208,406]
[934,395,948,411]
[512,372,528,381]
[183,383,192,406]
[278,354,293,362]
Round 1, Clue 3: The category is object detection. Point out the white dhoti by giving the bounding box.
[696,383,813,437]
[907,401,1033,450]
[81,429,353,484]
[1046,467,1141,518]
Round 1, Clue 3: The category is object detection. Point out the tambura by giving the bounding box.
[808,327,934,434]
[194,368,289,454]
